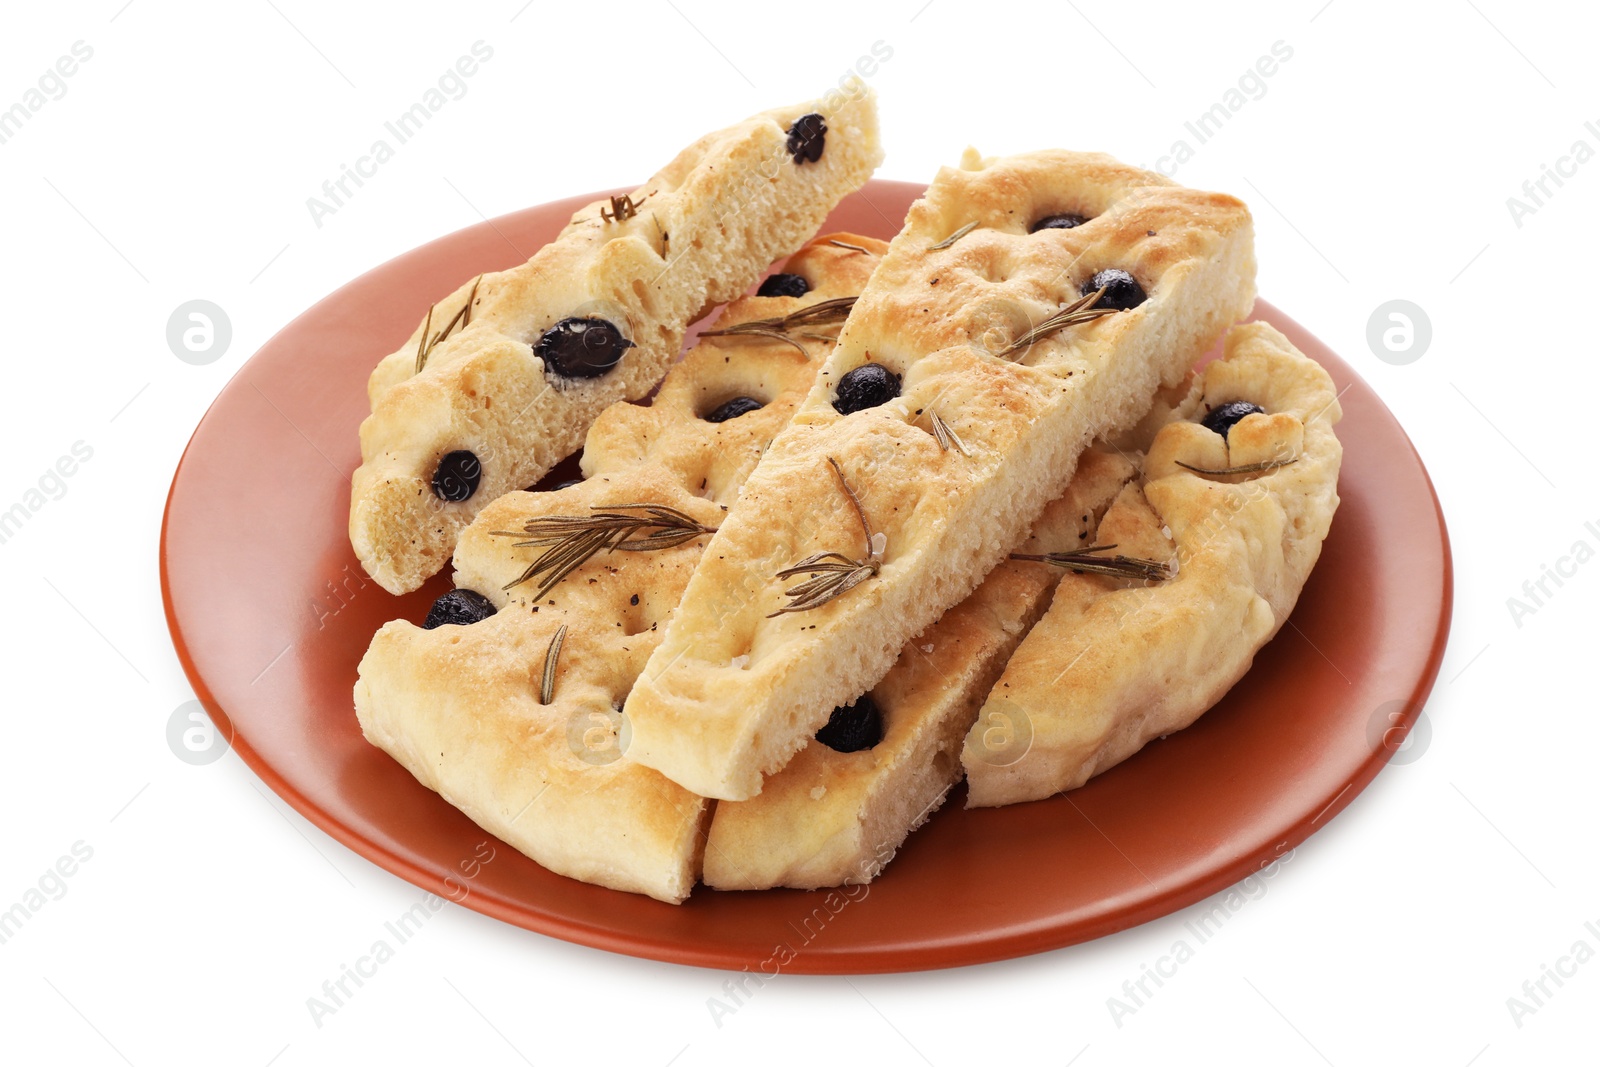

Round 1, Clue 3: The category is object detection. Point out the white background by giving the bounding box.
[1,1,1594,1063]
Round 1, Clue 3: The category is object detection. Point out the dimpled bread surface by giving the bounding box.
[350,85,884,595]
[624,148,1257,801]
[354,237,886,902]
[963,322,1343,808]
[704,449,1135,891]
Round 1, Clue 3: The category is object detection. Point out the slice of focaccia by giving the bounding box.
[624,148,1257,801]
[704,450,1135,890]
[963,322,1343,807]
[350,86,884,594]
[355,236,886,902]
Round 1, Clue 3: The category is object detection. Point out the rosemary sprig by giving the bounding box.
[540,624,567,705]
[928,410,972,456]
[929,221,978,250]
[414,274,483,375]
[699,296,858,358]
[1010,543,1176,583]
[767,457,884,617]
[995,286,1118,358]
[1176,458,1298,477]
[827,238,870,255]
[493,503,716,599]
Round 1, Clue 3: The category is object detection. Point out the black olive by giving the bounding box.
[431,450,481,502]
[1030,213,1088,232]
[786,113,827,164]
[816,697,883,753]
[832,364,900,414]
[535,317,634,379]
[422,589,496,629]
[705,396,764,423]
[757,273,810,298]
[1201,400,1265,440]
[1081,269,1146,311]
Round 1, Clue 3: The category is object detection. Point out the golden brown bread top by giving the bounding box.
[624,148,1256,800]
[705,448,1137,889]
[355,593,708,902]
[577,237,887,506]
[350,87,884,594]
[355,234,887,901]
[964,322,1343,807]
[837,148,1244,365]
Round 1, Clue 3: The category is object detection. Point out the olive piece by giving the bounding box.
[1201,400,1265,440]
[422,589,496,629]
[815,696,883,753]
[431,450,482,502]
[832,363,900,414]
[1081,269,1146,311]
[705,396,764,423]
[786,113,827,164]
[535,317,634,379]
[1030,213,1088,232]
[757,272,810,298]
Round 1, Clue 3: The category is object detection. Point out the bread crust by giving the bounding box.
[963,322,1343,807]
[625,149,1257,801]
[354,237,886,901]
[704,450,1135,890]
[350,88,884,594]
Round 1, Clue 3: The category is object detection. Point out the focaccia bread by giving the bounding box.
[624,148,1257,801]
[350,86,884,594]
[704,450,1135,890]
[355,236,886,902]
[964,322,1343,807]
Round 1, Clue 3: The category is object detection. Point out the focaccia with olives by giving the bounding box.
[704,450,1135,890]
[355,236,886,902]
[350,86,884,595]
[964,322,1342,807]
[624,148,1257,801]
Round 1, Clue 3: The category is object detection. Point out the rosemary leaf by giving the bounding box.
[413,303,434,377]
[827,239,870,255]
[767,457,883,617]
[699,296,859,358]
[414,274,483,375]
[601,193,642,223]
[781,297,860,326]
[928,410,973,456]
[996,286,1117,359]
[713,327,808,357]
[1010,543,1176,583]
[703,296,858,334]
[1176,458,1298,477]
[540,624,567,705]
[930,221,978,251]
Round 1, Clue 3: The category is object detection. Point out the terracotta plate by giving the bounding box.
[160,180,1451,973]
